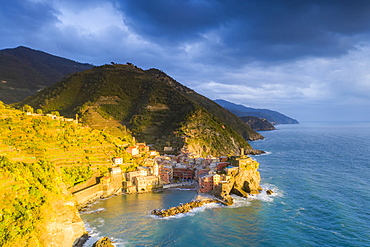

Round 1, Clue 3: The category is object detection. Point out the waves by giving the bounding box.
[150,183,282,220]
[80,207,106,215]
[79,122,370,246]
[150,202,225,220]
[251,151,272,156]
[82,221,126,247]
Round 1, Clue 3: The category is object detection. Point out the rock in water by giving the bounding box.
[266,190,274,195]
[92,237,114,247]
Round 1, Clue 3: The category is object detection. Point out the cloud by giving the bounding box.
[185,42,370,120]
[1,0,370,121]
[0,0,59,46]
[118,0,370,64]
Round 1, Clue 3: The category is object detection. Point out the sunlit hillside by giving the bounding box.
[0,103,135,186]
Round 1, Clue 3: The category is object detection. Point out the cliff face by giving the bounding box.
[213,156,262,205]
[43,196,85,247]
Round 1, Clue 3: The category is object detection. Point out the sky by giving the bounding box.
[1,0,370,121]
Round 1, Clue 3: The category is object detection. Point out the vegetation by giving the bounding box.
[180,108,252,156]
[61,166,94,187]
[0,106,135,186]
[0,105,140,245]
[0,46,93,104]
[19,64,263,156]
[0,108,133,166]
[0,157,64,246]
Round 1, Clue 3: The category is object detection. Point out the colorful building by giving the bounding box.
[173,168,193,180]
[198,174,221,193]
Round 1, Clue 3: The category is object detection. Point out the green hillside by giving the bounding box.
[0,103,135,185]
[0,46,93,103]
[19,64,263,156]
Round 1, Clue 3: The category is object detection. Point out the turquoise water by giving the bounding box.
[81,122,370,246]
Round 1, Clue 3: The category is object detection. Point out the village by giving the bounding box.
[124,143,259,193]
[73,140,261,209]
[17,110,259,207]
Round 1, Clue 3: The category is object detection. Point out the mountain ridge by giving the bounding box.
[19,64,264,156]
[0,46,93,103]
[214,99,299,125]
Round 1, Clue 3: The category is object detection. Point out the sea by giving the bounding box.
[80,122,370,247]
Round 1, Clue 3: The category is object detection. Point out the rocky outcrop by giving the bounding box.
[151,199,220,217]
[213,156,262,203]
[240,116,276,131]
[44,195,86,247]
[92,237,115,247]
[151,156,266,217]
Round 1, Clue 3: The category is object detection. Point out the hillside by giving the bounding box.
[0,104,137,246]
[240,116,276,131]
[0,104,134,185]
[0,46,93,104]
[19,64,264,156]
[215,99,299,125]
[0,157,85,247]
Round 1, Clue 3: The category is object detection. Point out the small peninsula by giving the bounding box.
[151,149,265,217]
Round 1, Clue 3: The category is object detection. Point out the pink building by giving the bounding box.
[160,166,172,184]
[216,162,230,172]
[173,168,193,180]
[198,174,220,193]
[196,169,210,178]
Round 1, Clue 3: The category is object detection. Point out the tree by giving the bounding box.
[51,111,60,116]
[23,105,34,113]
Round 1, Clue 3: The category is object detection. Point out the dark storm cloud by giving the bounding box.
[0,0,59,40]
[119,0,370,62]
[1,0,370,121]
[119,0,225,43]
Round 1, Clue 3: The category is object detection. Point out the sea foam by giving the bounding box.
[150,202,224,220]
[81,207,106,214]
[82,221,126,247]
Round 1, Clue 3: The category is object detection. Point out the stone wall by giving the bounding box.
[73,184,103,205]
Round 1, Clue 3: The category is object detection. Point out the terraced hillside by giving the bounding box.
[0,105,134,185]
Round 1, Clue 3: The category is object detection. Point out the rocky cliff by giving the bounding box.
[42,195,85,247]
[212,156,262,205]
